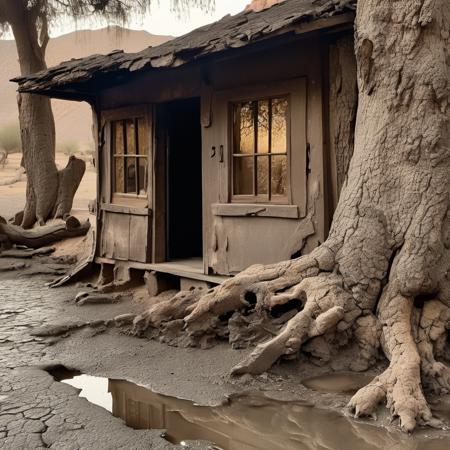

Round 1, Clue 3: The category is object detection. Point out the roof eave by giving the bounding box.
[13,8,355,99]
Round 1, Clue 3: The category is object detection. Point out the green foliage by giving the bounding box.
[0,124,21,154]
[58,140,79,156]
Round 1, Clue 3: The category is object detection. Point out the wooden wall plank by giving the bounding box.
[100,212,130,260]
[100,204,151,216]
[210,216,315,275]
[129,215,150,263]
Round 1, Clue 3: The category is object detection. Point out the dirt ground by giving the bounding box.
[0,155,450,449]
[0,258,449,449]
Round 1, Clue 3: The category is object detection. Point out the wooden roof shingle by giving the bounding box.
[12,0,356,95]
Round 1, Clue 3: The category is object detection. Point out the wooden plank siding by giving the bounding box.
[92,31,351,274]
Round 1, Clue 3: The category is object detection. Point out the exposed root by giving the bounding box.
[0,261,28,272]
[348,292,445,432]
[351,314,382,371]
[0,246,55,259]
[417,299,450,394]
[231,274,358,374]
[131,251,449,433]
[0,216,90,249]
[134,288,202,331]
[74,291,124,306]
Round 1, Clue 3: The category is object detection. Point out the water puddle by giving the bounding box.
[302,372,374,394]
[49,367,450,450]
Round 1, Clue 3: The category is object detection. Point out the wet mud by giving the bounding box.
[49,368,450,450]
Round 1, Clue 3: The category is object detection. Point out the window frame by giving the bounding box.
[101,106,151,207]
[230,94,292,204]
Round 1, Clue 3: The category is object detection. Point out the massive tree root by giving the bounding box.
[0,216,90,249]
[133,0,449,432]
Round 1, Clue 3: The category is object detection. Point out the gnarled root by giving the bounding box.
[348,291,444,432]
[417,298,450,394]
[231,274,359,374]
[131,246,449,432]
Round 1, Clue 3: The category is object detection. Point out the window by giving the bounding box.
[111,117,148,198]
[232,96,289,203]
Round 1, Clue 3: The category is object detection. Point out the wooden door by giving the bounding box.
[99,106,153,263]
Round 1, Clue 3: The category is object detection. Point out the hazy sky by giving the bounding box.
[54,0,250,38]
[1,1,250,39]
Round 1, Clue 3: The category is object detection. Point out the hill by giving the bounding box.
[0,27,172,148]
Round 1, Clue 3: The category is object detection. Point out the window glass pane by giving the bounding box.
[125,119,136,155]
[137,118,148,155]
[138,158,147,195]
[113,121,124,155]
[271,155,287,196]
[257,100,269,153]
[125,157,136,193]
[271,98,288,153]
[114,156,124,193]
[236,102,255,154]
[233,156,254,195]
[256,155,268,195]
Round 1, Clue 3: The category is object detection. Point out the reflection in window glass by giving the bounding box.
[256,156,268,195]
[137,118,148,155]
[114,156,124,193]
[257,100,269,153]
[125,157,136,193]
[232,96,289,202]
[125,119,136,155]
[113,121,124,155]
[111,117,148,197]
[271,155,287,196]
[271,98,288,153]
[233,157,254,195]
[138,158,147,195]
[236,102,255,154]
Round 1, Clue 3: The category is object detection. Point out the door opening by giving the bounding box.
[164,97,202,262]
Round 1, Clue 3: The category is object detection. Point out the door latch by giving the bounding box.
[219,145,224,163]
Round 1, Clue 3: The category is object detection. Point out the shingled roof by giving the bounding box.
[12,0,356,96]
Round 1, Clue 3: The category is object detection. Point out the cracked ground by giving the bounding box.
[0,265,181,449]
[0,254,260,450]
[1,256,450,450]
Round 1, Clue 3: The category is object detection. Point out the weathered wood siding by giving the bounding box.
[201,41,327,274]
[94,32,354,274]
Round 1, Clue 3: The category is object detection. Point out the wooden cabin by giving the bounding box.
[14,0,358,288]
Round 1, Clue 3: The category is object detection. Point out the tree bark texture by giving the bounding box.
[328,35,358,211]
[4,1,85,227]
[133,0,449,432]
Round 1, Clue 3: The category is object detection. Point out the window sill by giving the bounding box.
[212,203,299,219]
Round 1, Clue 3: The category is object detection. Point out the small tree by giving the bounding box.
[0,0,214,227]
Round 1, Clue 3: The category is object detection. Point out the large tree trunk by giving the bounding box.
[5,2,85,228]
[133,0,449,432]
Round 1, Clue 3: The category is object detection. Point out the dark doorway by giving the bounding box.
[165,98,202,261]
